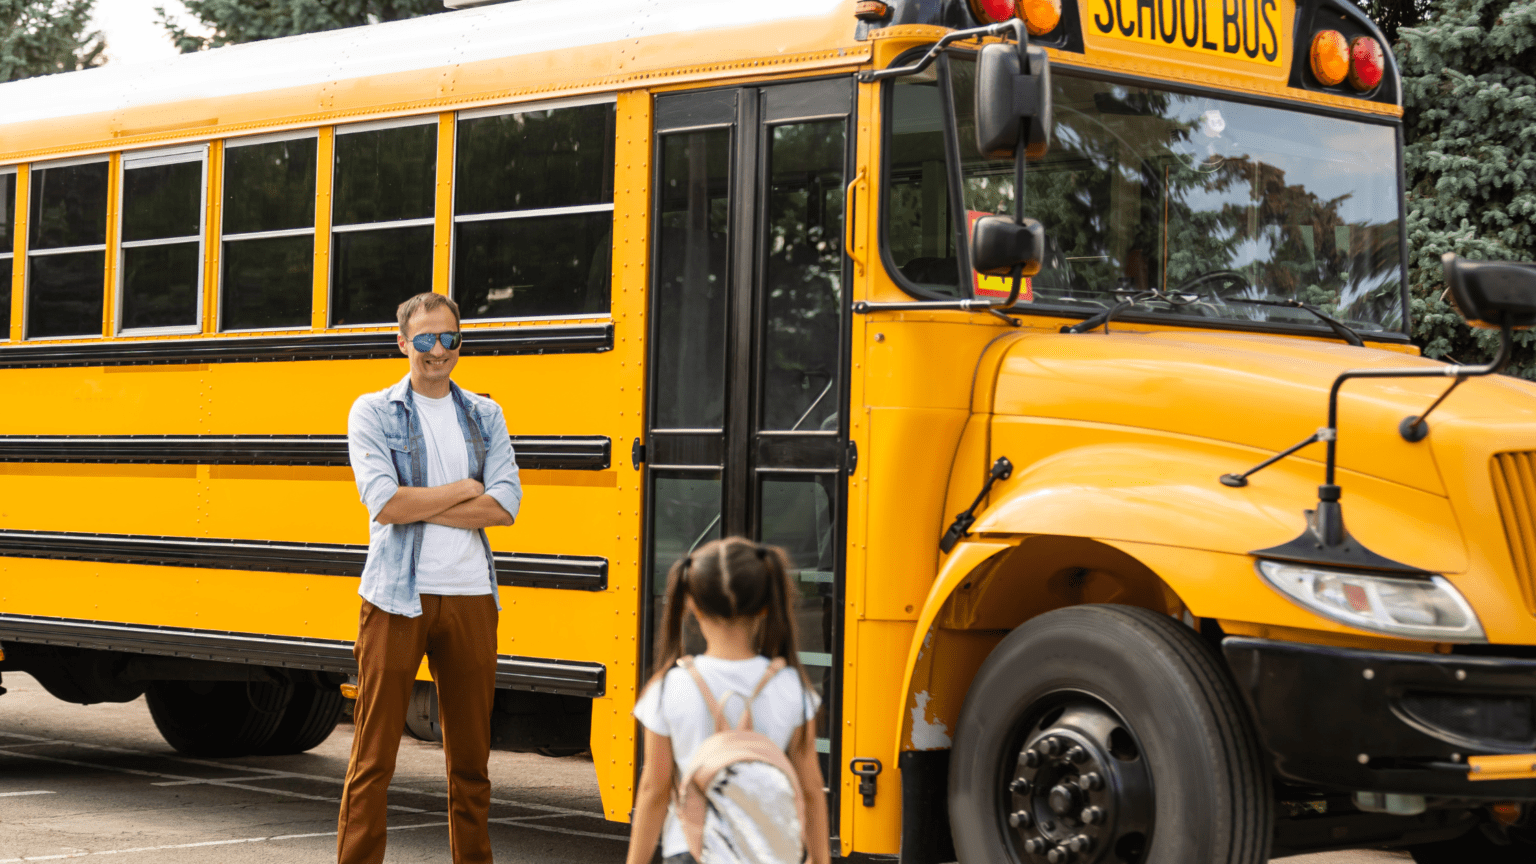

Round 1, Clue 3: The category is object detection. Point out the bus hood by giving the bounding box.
[990,328,1536,499]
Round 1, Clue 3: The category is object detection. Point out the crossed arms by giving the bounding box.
[375,479,514,529]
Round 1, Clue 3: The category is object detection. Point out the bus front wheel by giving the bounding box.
[948,604,1273,864]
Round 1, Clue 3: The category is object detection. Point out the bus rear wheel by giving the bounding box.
[949,604,1272,864]
[145,677,293,757]
[257,676,346,755]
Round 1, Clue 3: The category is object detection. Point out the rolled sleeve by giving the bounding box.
[348,396,400,522]
[480,404,522,523]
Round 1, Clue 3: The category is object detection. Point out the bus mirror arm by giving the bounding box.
[940,456,1013,554]
[856,19,1021,84]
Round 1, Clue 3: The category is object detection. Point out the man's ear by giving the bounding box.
[397,332,409,357]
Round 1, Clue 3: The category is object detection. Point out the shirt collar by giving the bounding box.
[386,373,465,408]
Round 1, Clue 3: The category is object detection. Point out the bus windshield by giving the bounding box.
[886,54,1407,336]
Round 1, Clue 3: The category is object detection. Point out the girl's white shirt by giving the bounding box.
[633,654,820,857]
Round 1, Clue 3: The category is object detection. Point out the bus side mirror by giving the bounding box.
[974,41,1051,160]
[1442,253,1536,328]
[972,215,1044,276]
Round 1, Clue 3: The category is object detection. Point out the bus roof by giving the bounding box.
[0,0,865,162]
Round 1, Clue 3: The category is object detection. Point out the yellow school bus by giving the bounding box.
[3,0,1536,860]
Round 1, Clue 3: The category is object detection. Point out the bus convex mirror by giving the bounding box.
[971,215,1044,276]
[975,41,1051,160]
[1442,253,1536,329]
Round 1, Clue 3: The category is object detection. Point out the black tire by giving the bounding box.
[256,678,345,755]
[145,678,293,757]
[404,681,442,742]
[1411,822,1536,863]
[949,604,1273,864]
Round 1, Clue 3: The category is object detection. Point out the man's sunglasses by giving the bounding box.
[410,331,462,352]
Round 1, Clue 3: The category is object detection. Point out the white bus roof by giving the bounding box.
[0,0,851,127]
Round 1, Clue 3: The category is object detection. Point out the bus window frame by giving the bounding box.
[217,128,320,335]
[1,164,15,343]
[24,153,112,343]
[875,47,1417,345]
[329,113,440,330]
[115,144,209,338]
[451,92,618,326]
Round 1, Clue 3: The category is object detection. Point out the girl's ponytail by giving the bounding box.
[755,542,814,690]
[645,555,694,691]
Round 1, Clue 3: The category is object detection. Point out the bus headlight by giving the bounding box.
[1256,560,1486,642]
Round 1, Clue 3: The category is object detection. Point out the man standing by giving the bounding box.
[339,292,521,864]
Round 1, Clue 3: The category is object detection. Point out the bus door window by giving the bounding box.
[220,133,318,332]
[453,100,616,321]
[757,110,848,750]
[119,147,206,333]
[27,158,109,339]
[1,167,14,339]
[648,123,732,601]
[331,118,437,326]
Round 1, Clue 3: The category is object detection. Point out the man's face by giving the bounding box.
[398,305,460,388]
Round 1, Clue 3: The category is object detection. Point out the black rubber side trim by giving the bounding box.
[0,434,612,471]
[0,323,612,369]
[0,613,605,697]
[0,530,608,591]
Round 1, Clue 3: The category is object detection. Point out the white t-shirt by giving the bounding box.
[633,655,820,857]
[414,391,491,595]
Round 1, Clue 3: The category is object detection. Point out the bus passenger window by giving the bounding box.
[120,149,205,332]
[0,168,14,338]
[220,134,317,331]
[884,68,963,297]
[453,101,615,320]
[27,159,109,339]
[331,120,436,326]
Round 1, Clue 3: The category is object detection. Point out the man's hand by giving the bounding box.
[375,478,483,525]
[425,495,515,530]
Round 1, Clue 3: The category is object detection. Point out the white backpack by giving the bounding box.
[673,656,808,864]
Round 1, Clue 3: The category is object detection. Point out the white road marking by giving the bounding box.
[0,730,605,819]
[0,748,424,813]
[0,790,55,798]
[0,819,450,862]
[151,776,283,786]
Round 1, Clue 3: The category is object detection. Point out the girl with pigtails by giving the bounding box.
[626,537,832,864]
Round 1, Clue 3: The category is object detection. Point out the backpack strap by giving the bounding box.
[676,656,730,734]
[736,657,788,732]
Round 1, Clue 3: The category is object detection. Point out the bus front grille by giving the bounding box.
[1490,451,1536,615]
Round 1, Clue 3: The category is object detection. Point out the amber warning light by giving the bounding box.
[967,0,1061,34]
[1312,30,1383,91]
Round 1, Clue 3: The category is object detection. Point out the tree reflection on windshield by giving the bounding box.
[888,56,1405,335]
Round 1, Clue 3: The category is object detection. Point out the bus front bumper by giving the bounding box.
[1222,636,1536,798]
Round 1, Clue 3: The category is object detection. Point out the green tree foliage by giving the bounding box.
[1397,0,1536,376]
[157,0,443,52]
[0,0,105,82]
[1355,0,1435,42]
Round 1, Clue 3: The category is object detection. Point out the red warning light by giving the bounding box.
[1348,36,1384,91]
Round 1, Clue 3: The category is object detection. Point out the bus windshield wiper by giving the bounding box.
[1060,290,1160,334]
[1235,298,1364,346]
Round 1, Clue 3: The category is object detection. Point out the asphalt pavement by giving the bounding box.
[0,671,1410,863]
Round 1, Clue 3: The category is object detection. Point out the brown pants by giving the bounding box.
[337,594,499,864]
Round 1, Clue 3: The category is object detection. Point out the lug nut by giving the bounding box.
[1022,749,1043,769]
[1068,834,1094,853]
[1066,745,1089,764]
[1024,837,1049,855]
[1040,737,1064,757]
[1009,809,1034,828]
[1046,846,1073,864]
[1081,805,1104,825]
[1078,772,1103,791]
[1011,777,1033,794]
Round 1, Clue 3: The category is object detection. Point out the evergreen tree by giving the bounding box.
[0,0,105,82]
[157,0,444,52]
[1397,0,1536,376]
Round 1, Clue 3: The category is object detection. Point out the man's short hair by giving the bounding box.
[396,293,461,336]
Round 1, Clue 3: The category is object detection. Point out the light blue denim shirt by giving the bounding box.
[347,373,522,617]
